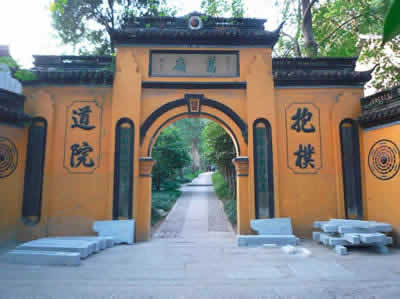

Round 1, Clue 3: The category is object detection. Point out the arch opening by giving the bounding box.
[148,116,239,234]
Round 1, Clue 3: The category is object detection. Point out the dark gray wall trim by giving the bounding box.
[140,97,248,144]
[339,119,363,219]
[142,81,246,89]
[22,117,47,225]
[113,118,134,220]
[253,118,275,219]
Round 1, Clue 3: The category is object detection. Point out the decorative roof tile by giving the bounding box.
[358,86,400,128]
[23,55,371,87]
[0,88,30,125]
[112,13,281,47]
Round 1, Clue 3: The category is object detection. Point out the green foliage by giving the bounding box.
[0,57,37,82]
[151,190,181,225]
[50,0,176,54]
[212,171,232,200]
[383,0,400,43]
[200,0,245,17]
[275,0,399,90]
[174,118,208,172]
[212,172,236,225]
[152,125,191,191]
[201,121,235,170]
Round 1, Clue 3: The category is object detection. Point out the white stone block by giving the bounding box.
[237,235,297,247]
[17,240,93,258]
[343,233,361,245]
[359,233,386,244]
[328,237,349,246]
[312,232,320,241]
[262,244,278,248]
[7,250,81,266]
[93,220,135,244]
[250,218,293,235]
[36,238,99,253]
[44,237,108,250]
[321,224,338,233]
[335,245,348,256]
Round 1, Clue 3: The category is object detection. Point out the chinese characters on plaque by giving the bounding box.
[150,52,238,77]
[286,103,321,174]
[64,101,102,173]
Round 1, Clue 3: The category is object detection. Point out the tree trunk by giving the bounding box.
[301,0,318,57]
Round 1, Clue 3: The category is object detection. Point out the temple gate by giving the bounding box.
[0,14,373,243]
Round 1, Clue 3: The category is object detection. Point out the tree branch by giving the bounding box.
[282,32,302,56]
[302,0,319,26]
[319,13,363,46]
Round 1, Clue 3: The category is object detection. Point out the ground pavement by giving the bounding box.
[1,172,400,298]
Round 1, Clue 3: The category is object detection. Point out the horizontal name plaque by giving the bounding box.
[150,50,239,77]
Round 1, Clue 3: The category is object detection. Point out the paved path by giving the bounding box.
[153,172,232,239]
[1,172,400,298]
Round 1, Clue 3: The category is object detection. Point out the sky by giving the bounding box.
[0,0,281,68]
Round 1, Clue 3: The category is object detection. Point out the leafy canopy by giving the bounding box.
[50,0,175,54]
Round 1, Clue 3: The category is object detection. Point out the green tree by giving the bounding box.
[152,126,191,191]
[200,0,245,17]
[174,118,208,172]
[275,0,399,90]
[383,0,400,43]
[50,0,175,55]
[201,121,236,196]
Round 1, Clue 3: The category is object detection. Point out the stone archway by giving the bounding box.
[134,96,250,241]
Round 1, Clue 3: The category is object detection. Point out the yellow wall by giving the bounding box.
[274,89,363,236]
[10,46,367,243]
[0,124,26,248]
[362,124,400,244]
[19,87,113,240]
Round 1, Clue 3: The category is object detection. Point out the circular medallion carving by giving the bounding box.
[368,139,400,180]
[0,137,18,179]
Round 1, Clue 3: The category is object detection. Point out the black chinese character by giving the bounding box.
[291,108,315,133]
[294,144,315,169]
[70,142,95,168]
[71,105,96,130]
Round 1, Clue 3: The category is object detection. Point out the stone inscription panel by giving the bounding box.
[285,103,322,174]
[150,51,239,77]
[64,101,103,174]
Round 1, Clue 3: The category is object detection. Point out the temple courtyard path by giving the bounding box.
[1,172,400,298]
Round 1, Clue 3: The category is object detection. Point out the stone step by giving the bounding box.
[237,235,298,247]
[42,237,114,250]
[7,250,81,266]
[17,239,95,258]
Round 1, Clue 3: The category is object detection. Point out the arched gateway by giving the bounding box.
[2,13,371,243]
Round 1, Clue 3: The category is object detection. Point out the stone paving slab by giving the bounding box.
[33,238,99,253]
[2,174,400,298]
[237,235,297,246]
[6,250,81,266]
[43,237,113,250]
[17,240,93,259]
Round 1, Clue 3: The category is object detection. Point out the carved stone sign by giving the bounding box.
[368,139,400,180]
[285,103,322,174]
[64,101,103,174]
[150,51,239,77]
